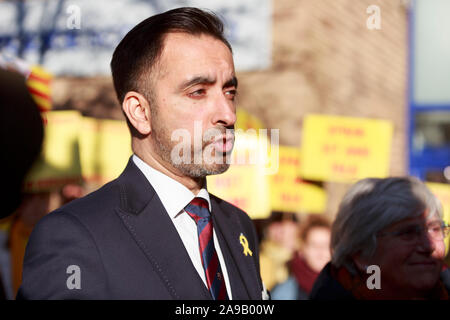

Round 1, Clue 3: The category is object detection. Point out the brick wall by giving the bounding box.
[237,0,409,216]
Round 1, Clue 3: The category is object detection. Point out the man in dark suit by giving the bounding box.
[17,7,266,300]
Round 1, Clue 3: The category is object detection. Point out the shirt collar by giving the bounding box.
[132,154,211,218]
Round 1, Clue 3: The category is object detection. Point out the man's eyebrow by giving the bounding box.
[179,76,216,91]
[224,76,238,89]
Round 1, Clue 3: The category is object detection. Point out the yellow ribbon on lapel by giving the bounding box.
[239,233,253,256]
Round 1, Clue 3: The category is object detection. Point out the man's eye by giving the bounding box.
[225,89,237,100]
[189,89,206,97]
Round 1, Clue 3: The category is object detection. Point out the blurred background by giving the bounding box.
[0,0,449,299]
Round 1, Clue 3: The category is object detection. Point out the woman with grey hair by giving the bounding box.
[310,177,449,300]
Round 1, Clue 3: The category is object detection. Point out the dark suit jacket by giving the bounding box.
[309,263,354,300]
[17,158,263,299]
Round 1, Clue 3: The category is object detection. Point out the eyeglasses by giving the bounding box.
[378,220,450,243]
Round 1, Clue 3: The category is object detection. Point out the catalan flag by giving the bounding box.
[26,65,52,112]
[0,52,52,112]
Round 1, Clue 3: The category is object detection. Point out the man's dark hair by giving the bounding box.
[110,7,232,107]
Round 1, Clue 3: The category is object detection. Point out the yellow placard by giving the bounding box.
[207,131,272,219]
[24,110,82,191]
[301,114,393,183]
[235,109,264,131]
[79,117,132,185]
[270,146,327,213]
[426,182,450,253]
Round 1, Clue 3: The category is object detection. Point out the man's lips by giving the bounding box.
[212,135,235,153]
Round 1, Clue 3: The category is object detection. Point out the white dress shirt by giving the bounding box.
[132,154,233,299]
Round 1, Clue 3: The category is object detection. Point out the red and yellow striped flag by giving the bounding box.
[26,65,52,112]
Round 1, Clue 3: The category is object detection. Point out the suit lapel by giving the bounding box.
[115,158,211,300]
[211,198,261,300]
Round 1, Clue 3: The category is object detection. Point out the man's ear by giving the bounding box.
[122,91,152,135]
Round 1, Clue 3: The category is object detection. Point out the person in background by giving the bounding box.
[259,212,299,292]
[271,215,331,300]
[8,183,84,296]
[0,68,44,219]
[0,67,44,299]
[310,177,449,300]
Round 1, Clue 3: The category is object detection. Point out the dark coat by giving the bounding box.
[309,263,354,300]
[442,266,450,293]
[17,158,263,299]
[310,262,450,300]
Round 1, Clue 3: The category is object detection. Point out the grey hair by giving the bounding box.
[331,176,443,275]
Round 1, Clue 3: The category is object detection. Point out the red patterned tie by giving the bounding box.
[185,197,228,300]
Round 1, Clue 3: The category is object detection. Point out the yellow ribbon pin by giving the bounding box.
[239,233,253,256]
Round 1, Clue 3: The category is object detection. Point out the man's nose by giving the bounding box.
[211,92,236,127]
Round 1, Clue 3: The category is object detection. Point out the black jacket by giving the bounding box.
[310,262,450,300]
[17,157,264,299]
[309,263,354,300]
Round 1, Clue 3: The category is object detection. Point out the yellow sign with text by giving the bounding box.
[301,114,393,183]
[270,146,326,213]
[207,132,272,219]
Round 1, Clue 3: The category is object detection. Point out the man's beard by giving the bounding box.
[151,116,234,178]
